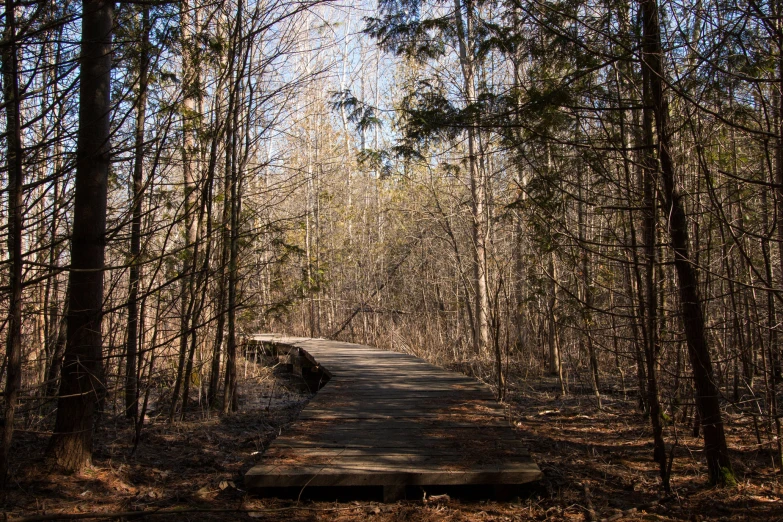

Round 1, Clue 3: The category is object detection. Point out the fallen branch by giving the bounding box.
[581,482,596,522]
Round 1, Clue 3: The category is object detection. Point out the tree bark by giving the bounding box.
[46,0,113,472]
[577,159,601,409]
[773,10,783,467]
[1,0,24,483]
[453,0,489,356]
[640,56,668,490]
[46,304,68,398]
[639,0,733,485]
[170,0,199,422]
[125,5,150,421]
[224,0,244,413]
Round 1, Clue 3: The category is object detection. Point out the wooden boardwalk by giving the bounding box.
[244,335,542,501]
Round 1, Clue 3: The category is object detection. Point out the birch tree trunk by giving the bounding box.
[170,0,199,421]
[453,0,489,355]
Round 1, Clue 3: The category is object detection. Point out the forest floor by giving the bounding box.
[2,358,782,521]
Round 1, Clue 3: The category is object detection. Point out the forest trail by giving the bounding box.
[244,335,542,501]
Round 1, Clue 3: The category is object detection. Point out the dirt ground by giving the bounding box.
[2,360,782,521]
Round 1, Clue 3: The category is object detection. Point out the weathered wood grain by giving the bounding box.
[244,336,541,498]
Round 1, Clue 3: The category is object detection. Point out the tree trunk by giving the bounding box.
[181,159,216,417]
[577,159,601,409]
[773,13,783,467]
[547,252,560,377]
[46,303,68,398]
[209,73,235,409]
[46,0,113,471]
[639,0,733,485]
[224,0,244,413]
[125,5,150,421]
[170,0,199,422]
[1,0,24,483]
[209,181,230,408]
[640,58,669,490]
[453,0,489,355]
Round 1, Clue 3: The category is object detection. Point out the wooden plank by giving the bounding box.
[244,336,542,498]
[313,372,483,380]
[263,445,529,457]
[300,405,506,415]
[322,383,489,393]
[262,446,530,460]
[270,431,524,449]
[310,387,505,402]
[276,428,518,438]
[275,431,515,445]
[296,411,507,421]
[245,466,542,488]
[310,389,495,399]
[256,455,536,473]
[281,422,514,434]
[300,403,505,414]
[248,460,540,475]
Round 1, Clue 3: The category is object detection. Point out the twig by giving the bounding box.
[266,378,276,411]
[581,482,596,522]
